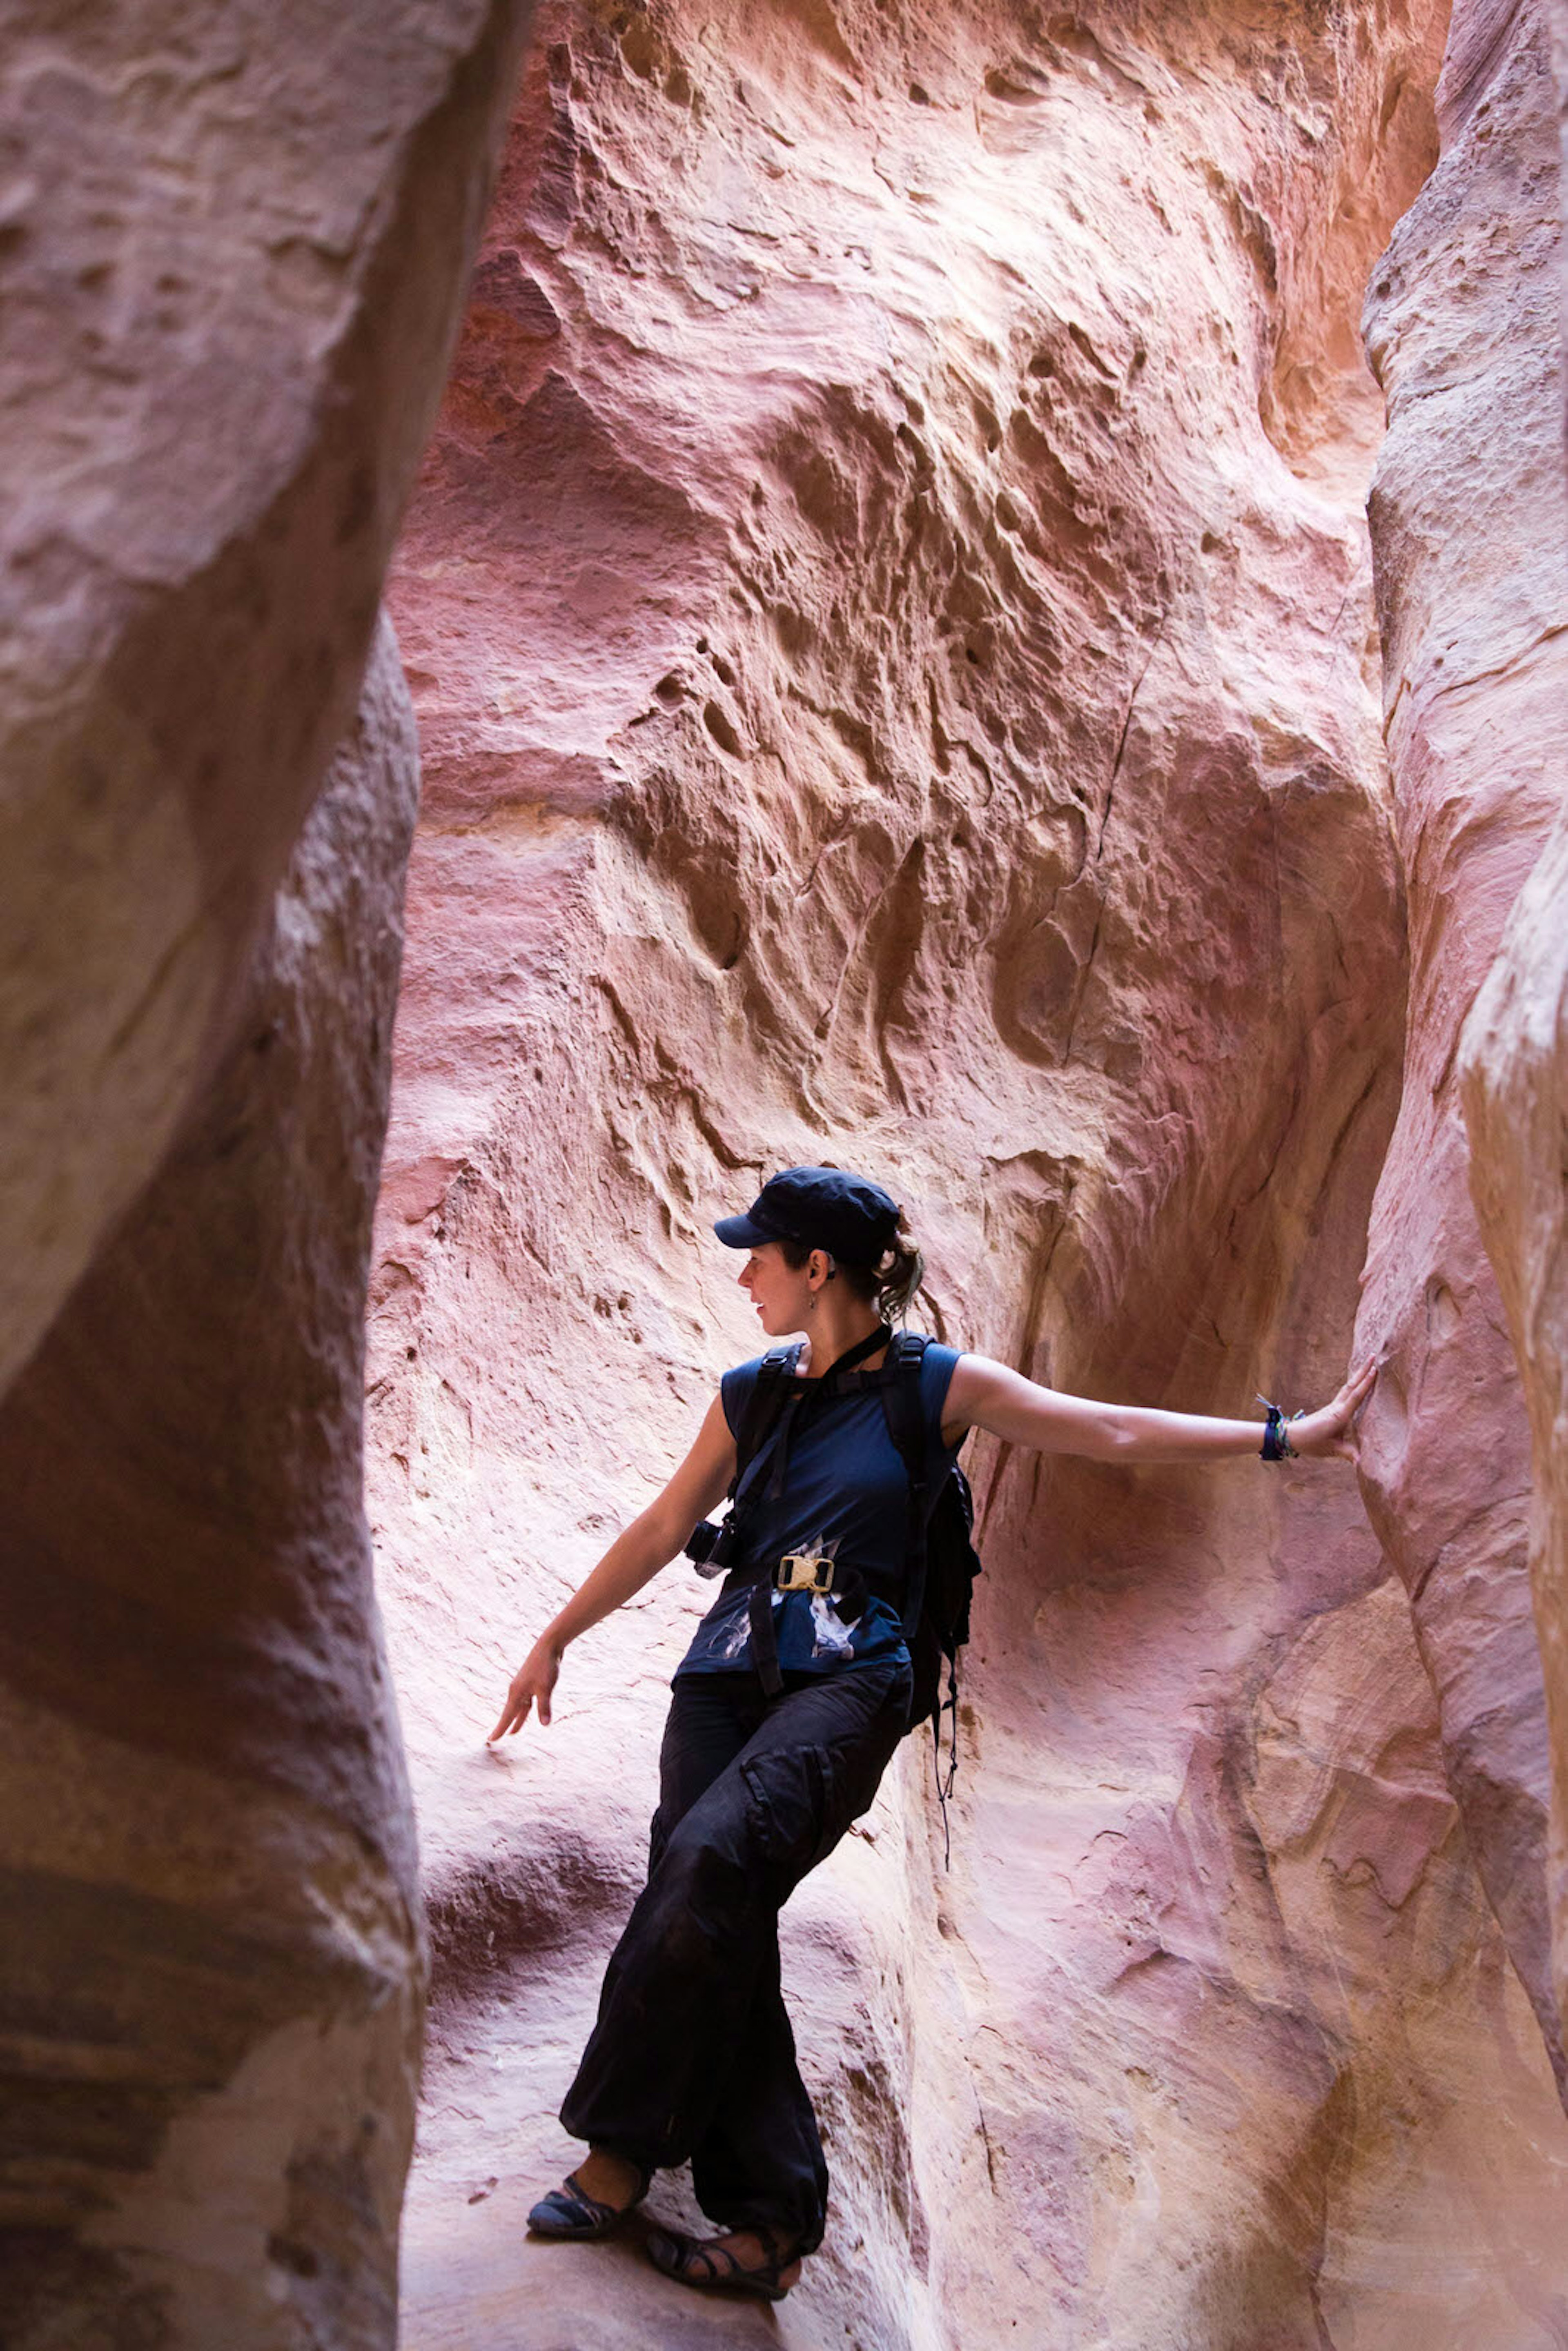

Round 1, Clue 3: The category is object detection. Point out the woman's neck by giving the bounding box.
[799,1297,886,1377]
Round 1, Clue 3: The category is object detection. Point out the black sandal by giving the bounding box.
[644,2220,804,2302]
[527,2159,652,2240]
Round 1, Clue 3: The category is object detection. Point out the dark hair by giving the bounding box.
[780,1209,926,1325]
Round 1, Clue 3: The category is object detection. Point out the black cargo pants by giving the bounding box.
[559,1655,911,2252]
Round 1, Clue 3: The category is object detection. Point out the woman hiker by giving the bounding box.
[489,1164,1375,2304]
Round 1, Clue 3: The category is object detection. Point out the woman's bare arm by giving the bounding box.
[943,1356,1376,1465]
[489,1393,736,1738]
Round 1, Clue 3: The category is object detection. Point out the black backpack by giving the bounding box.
[704,1331,983,1771]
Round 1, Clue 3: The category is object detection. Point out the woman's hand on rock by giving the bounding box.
[1289,1361,1378,1461]
[489,1638,563,1740]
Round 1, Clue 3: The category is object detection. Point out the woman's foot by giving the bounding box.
[645,2220,804,2301]
[527,2148,650,2240]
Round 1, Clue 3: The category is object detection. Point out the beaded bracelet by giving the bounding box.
[1256,1396,1305,1461]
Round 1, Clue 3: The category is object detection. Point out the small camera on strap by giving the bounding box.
[684,1518,733,1580]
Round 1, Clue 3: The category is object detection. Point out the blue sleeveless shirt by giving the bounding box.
[676,1339,964,1679]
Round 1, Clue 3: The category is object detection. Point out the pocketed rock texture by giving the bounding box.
[0,0,530,1400]
[374,4,1568,2347]
[0,5,533,2343]
[1357,0,1568,2093]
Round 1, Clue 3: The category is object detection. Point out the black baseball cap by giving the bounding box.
[714,1166,900,1266]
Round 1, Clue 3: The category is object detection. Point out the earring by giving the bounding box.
[808,1294,818,1312]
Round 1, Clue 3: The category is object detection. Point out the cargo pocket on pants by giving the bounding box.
[740,1743,845,1888]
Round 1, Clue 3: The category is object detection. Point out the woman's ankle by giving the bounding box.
[575,2146,643,2204]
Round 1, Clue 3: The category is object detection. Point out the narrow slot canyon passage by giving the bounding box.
[375,4,1568,2346]
[3,3,1568,2349]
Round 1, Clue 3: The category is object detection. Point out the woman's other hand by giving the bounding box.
[1289,1361,1378,1461]
[490,1637,563,1739]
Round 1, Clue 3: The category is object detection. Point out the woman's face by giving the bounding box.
[737,1240,813,1337]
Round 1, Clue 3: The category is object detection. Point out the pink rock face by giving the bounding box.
[0,621,423,2345]
[0,0,533,1401]
[1464,811,1568,2050]
[1456,0,1568,2088]
[0,7,533,2340]
[377,4,1568,2344]
[1357,0,1568,2095]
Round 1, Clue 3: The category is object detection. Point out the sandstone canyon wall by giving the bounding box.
[4,0,1565,2345]
[0,6,531,2344]
[1455,0,1568,2067]
[372,5,1568,2347]
[0,0,526,1396]
[1357,0,1568,2098]
[1,623,423,2350]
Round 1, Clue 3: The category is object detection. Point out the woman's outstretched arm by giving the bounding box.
[488,1393,736,1739]
[944,1356,1376,1465]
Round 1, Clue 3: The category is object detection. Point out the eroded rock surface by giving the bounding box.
[0,0,531,1400]
[1457,0,1568,2065]
[0,621,422,2346]
[374,4,1568,2346]
[0,5,533,2340]
[1357,0,1568,2093]
[1465,806,1568,2050]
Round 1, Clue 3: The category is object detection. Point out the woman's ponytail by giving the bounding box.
[871,1214,924,1325]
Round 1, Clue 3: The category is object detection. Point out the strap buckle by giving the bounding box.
[775,1551,835,1595]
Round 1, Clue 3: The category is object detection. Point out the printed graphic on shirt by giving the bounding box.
[676,1338,962,1681]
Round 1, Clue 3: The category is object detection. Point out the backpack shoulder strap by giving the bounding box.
[729,1345,801,1495]
[878,1332,933,1634]
[880,1331,930,1477]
